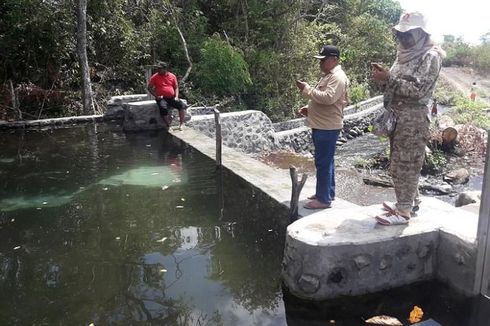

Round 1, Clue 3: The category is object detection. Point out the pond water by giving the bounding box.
[1,123,487,325]
[0,123,289,325]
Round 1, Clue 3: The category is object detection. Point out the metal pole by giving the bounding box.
[213,108,222,168]
[474,130,490,296]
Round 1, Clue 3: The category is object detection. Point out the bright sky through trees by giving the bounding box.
[396,0,490,44]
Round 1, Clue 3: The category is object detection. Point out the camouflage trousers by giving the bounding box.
[390,105,429,213]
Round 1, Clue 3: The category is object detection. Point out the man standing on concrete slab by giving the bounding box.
[296,45,349,210]
[148,61,187,130]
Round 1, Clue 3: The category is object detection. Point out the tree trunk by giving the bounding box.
[76,0,94,115]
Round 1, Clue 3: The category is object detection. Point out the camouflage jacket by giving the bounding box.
[384,49,443,110]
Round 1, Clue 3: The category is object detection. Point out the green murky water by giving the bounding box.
[0,124,289,325]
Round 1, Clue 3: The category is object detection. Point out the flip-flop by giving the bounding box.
[375,212,409,226]
[383,201,419,215]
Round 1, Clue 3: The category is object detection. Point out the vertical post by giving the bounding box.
[289,165,307,221]
[213,107,222,168]
[474,131,490,296]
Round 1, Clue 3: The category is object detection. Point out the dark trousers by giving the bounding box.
[312,128,340,204]
[156,97,187,117]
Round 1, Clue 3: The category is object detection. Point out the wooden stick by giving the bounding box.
[289,165,307,221]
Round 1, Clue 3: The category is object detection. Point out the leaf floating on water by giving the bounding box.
[365,315,402,326]
[156,237,167,243]
[408,306,423,324]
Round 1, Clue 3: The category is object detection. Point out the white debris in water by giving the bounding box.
[36,207,42,210]
[176,205,184,209]
[159,269,167,273]
[181,198,185,201]
[13,246,21,250]
[115,237,121,240]
[151,172,159,175]
[156,237,167,243]
[161,185,169,190]
[146,144,151,147]
[42,201,48,205]
[10,219,15,222]
[103,187,108,191]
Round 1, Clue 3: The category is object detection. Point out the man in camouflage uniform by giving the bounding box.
[372,11,445,225]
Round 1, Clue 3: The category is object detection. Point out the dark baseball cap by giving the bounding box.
[157,61,168,69]
[314,45,340,59]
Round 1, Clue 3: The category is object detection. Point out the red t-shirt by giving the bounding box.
[149,72,177,97]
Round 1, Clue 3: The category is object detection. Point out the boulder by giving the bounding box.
[443,168,470,185]
[455,191,481,207]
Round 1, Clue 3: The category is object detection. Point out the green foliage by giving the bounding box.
[1,0,405,121]
[423,151,447,175]
[433,80,460,106]
[194,35,252,97]
[348,81,370,104]
[470,43,490,73]
[450,96,490,129]
[443,35,490,73]
[442,37,472,66]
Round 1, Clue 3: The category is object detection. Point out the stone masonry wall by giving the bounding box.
[186,110,278,154]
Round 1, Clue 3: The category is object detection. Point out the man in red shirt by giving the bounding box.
[148,61,187,130]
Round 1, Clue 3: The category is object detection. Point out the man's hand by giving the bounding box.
[297,106,308,117]
[371,66,390,85]
[296,80,307,91]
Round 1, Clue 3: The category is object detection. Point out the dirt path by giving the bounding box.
[440,67,490,105]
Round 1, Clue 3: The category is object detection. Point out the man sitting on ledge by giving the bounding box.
[147,61,187,130]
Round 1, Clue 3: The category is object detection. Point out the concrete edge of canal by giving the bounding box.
[170,127,481,301]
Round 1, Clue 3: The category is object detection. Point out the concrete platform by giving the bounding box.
[169,127,482,301]
[282,197,479,300]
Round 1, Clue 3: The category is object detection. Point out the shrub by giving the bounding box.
[451,96,490,129]
[194,35,252,97]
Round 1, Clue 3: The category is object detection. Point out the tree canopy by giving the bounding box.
[0,0,403,121]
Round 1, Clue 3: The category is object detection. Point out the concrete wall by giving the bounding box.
[436,231,478,296]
